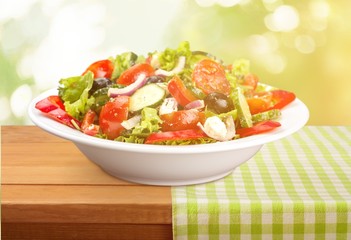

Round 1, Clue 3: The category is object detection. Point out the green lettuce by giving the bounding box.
[116,107,162,143]
[58,72,94,120]
[110,52,145,81]
[226,59,251,90]
[151,138,217,145]
[157,41,192,71]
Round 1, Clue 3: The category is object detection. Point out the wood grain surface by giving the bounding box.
[1,126,173,240]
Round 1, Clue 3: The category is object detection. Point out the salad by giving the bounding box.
[35,41,296,145]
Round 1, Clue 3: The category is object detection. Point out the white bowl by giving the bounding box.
[28,88,309,186]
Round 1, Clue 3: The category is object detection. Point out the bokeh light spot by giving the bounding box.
[0,97,11,121]
[10,84,33,117]
[265,5,300,32]
[295,35,316,54]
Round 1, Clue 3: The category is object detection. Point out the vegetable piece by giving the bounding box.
[236,120,281,138]
[156,41,192,71]
[252,109,281,124]
[145,129,207,144]
[58,72,95,120]
[81,109,99,136]
[160,109,206,132]
[121,115,141,130]
[268,89,296,110]
[129,107,162,136]
[117,63,154,86]
[129,83,166,112]
[89,78,113,96]
[91,87,110,114]
[204,92,234,114]
[246,91,273,115]
[35,95,81,129]
[82,59,114,79]
[197,116,235,141]
[241,73,259,91]
[155,56,186,76]
[192,59,231,96]
[108,73,148,97]
[167,75,198,107]
[99,96,129,140]
[184,100,205,110]
[110,52,139,80]
[232,87,253,128]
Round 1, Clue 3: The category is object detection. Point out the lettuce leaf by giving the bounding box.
[151,137,217,145]
[157,41,192,71]
[116,107,162,143]
[58,72,94,120]
[110,52,145,81]
[226,59,251,90]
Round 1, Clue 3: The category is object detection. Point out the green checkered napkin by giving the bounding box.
[172,126,351,239]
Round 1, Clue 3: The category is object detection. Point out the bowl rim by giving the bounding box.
[28,88,309,154]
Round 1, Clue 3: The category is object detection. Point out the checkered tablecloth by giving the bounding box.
[172,126,351,239]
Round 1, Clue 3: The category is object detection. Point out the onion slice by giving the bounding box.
[108,73,147,97]
[197,116,235,141]
[155,56,186,77]
[121,115,141,130]
[184,100,205,110]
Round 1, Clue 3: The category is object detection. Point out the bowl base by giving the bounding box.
[103,168,235,186]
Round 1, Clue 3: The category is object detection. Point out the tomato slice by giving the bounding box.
[236,120,281,138]
[242,73,258,91]
[117,63,154,85]
[35,95,81,129]
[246,91,273,115]
[160,110,206,132]
[268,90,296,110]
[82,59,114,79]
[168,75,198,107]
[81,110,99,136]
[99,96,129,140]
[145,129,207,144]
[192,59,231,96]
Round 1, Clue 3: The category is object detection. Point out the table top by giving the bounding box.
[2,125,351,240]
[1,125,172,239]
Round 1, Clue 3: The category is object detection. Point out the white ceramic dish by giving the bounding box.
[28,88,309,186]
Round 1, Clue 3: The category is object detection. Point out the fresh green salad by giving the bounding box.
[35,41,296,145]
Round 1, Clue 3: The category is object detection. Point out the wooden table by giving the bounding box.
[1,126,173,240]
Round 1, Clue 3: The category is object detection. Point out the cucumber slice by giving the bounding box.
[232,87,253,128]
[129,83,166,112]
[252,109,281,124]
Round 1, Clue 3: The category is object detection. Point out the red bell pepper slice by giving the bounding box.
[268,89,296,110]
[145,129,207,144]
[236,120,281,138]
[35,95,81,129]
[168,75,198,107]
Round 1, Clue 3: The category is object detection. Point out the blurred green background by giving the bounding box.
[1,0,350,125]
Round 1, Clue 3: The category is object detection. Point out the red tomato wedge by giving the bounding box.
[99,96,129,140]
[168,75,198,107]
[246,91,273,115]
[242,73,259,91]
[192,59,231,96]
[82,59,114,79]
[117,63,154,85]
[35,95,81,129]
[81,110,99,136]
[236,120,281,138]
[160,110,206,132]
[145,129,207,144]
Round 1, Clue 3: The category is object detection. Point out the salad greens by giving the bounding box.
[36,41,296,145]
